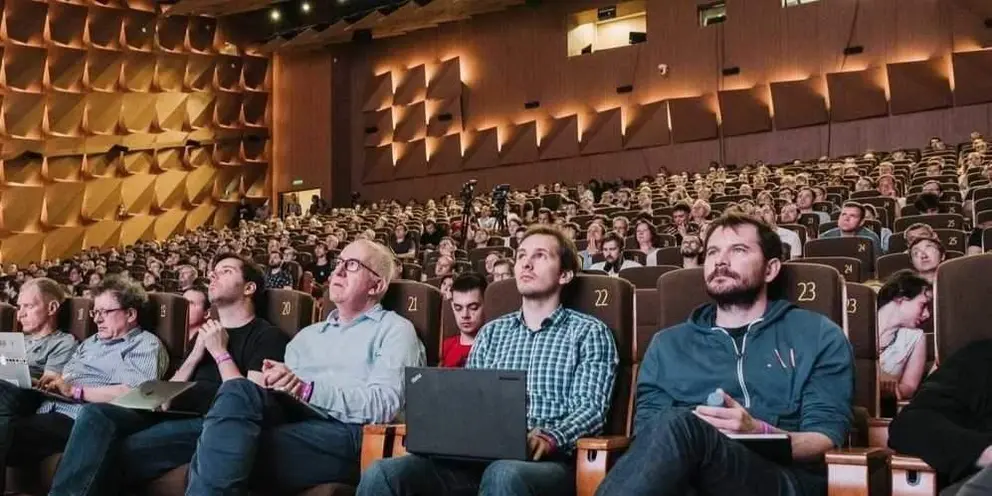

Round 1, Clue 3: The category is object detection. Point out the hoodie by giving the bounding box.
[634,299,855,449]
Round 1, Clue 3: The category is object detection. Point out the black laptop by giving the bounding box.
[404,367,528,461]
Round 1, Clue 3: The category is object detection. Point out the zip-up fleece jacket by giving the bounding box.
[634,299,855,449]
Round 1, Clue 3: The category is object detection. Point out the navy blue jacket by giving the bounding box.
[634,299,855,448]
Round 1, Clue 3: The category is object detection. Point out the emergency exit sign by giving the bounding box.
[292,179,304,186]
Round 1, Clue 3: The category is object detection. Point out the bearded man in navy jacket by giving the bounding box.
[597,213,855,496]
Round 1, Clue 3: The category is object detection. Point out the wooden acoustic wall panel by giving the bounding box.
[242,56,269,92]
[122,150,154,175]
[499,121,538,166]
[213,141,240,166]
[186,54,215,92]
[240,163,268,197]
[121,174,156,214]
[624,101,671,150]
[47,3,87,49]
[85,5,123,50]
[154,170,188,209]
[120,93,156,133]
[83,48,123,92]
[120,215,155,246]
[43,227,86,261]
[214,55,242,91]
[152,209,186,241]
[82,152,119,178]
[362,72,393,112]
[211,203,236,230]
[953,50,992,106]
[45,155,83,181]
[363,108,393,147]
[394,64,426,105]
[887,58,952,115]
[122,10,155,52]
[3,154,44,185]
[669,95,719,143]
[214,93,242,130]
[4,45,46,93]
[362,145,394,184]
[83,93,121,135]
[393,140,428,179]
[427,57,461,101]
[186,92,214,129]
[45,92,86,137]
[393,102,427,142]
[426,98,462,138]
[2,185,44,232]
[81,177,121,220]
[826,68,889,122]
[185,165,216,204]
[539,115,579,160]
[186,17,216,54]
[1,233,46,265]
[123,52,155,92]
[426,134,461,175]
[47,47,87,92]
[4,93,45,140]
[462,128,499,170]
[156,93,188,132]
[580,107,622,155]
[4,0,48,47]
[155,15,186,53]
[156,148,184,170]
[82,220,121,251]
[240,137,268,164]
[184,202,215,231]
[154,53,187,92]
[718,86,772,137]
[242,92,268,129]
[770,77,828,130]
[213,167,240,201]
[42,182,85,227]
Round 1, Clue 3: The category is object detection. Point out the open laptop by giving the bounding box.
[0,332,81,402]
[110,381,197,414]
[404,367,528,461]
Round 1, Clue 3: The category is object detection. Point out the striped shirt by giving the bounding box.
[38,328,168,419]
[467,306,618,454]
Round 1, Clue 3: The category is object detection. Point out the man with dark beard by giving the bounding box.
[596,213,855,496]
[680,233,704,269]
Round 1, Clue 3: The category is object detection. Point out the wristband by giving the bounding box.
[213,353,233,365]
[757,420,773,435]
[535,431,557,452]
[301,381,314,402]
[72,386,84,402]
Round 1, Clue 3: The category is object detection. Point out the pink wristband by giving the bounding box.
[213,353,232,365]
[302,381,314,402]
[72,386,84,402]
[758,420,773,434]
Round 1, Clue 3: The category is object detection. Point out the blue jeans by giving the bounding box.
[186,379,363,495]
[0,381,73,493]
[596,410,826,496]
[49,403,204,496]
[357,454,575,496]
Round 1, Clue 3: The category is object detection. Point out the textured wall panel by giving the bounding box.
[953,50,992,107]
[623,101,671,150]
[770,77,828,130]
[826,68,889,122]
[718,86,773,137]
[887,58,952,115]
[669,95,719,143]
[580,107,622,155]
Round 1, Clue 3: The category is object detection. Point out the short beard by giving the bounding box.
[705,269,764,309]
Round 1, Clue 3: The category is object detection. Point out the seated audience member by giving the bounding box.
[797,187,830,223]
[359,226,618,496]
[49,255,288,495]
[921,180,942,196]
[390,224,417,260]
[178,265,198,292]
[680,234,704,269]
[265,251,295,289]
[613,216,631,238]
[597,213,854,496]
[491,258,514,282]
[968,216,992,256]
[420,220,443,249]
[904,223,938,249]
[878,174,906,209]
[579,221,606,270]
[437,237,458,259]
[633,219,659,261]
[183,240,425,494]
[909,236,945,283]
[308,243,334,286]
[819,202,884,255]
[758,204,801,260]
[483,251,501,276]
[887,340,992,494]
[182,283,210,350]
[876,271,931,403]
[0,276,168,492]
[15,278,78,384]
[663,203,698,242]
[439,275,455,301]
[440,273,488,368]
[434,254,455,278]
[863,204,893,253]
[914,193,943,215]
[779,202,800,225]
[590,232,642,276]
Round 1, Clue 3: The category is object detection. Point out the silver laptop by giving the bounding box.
[0,332,31,388]
[110,381,196,412]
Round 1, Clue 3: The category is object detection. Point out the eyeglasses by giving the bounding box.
[332,258,381,278]
[90,308,125,320]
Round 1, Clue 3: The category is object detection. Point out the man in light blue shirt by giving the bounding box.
[819,202,884,256]
[186,239,425,495]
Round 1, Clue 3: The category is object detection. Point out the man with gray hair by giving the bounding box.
[185,240,426,494]
[15,277,77,384]
[0,275,167,493]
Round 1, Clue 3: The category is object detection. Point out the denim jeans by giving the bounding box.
[48,403,204,496]
[596,410,826,496]
[186,379,363,495]
[948,465,992,496]
[357,453,575,496]
[0,381,72,493]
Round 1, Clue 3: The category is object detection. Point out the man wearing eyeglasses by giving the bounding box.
[184,239,425,494]
[0,276,167,494]
[48,254,288,496]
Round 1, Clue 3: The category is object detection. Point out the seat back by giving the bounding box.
[618,265,681,289]
[381,281,444,366]
[142,292,189,367]
[264,289,316,338]
[56,297,96,342]
[795,257,863,283]
[846,283,879,417]
[0,303,15,332]
[484,275,635,436]
[876,253,912,281]
[653,247,682,266]
[622,250,647,266]
[805,237,875,281]
[893,214,965,233]
[934,254,992,361]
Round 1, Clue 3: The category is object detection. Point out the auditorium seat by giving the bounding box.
[795,256,863,283]
[805,238,876,282]
[893,213,965,233]
[876,253,912,281]
[622,249,647,266]
[265,289,316,338]
[143,292,190,369]
[57,297,96,342]
[617,265,681,289]
[0,303,15,332]
[652,247,682,266]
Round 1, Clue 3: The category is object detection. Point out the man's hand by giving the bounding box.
[36,371,60,390]
[43,374,73,397]
[978,446,992,468]
[200,320,229,357]
[261,359,303,397]
[694,390,759,434]
[527,429,554,461]
[188,332,207,362]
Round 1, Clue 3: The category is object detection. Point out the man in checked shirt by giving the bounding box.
[358,225,620,496]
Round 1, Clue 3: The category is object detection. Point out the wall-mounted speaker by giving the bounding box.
[629,32,647,45]
[616,85,634,94]
[722,66,741,76]
[524,101,541,109]
[364,126,379,134]
[843,45,864,55]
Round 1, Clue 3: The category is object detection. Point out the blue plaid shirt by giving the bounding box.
[467,306,618,454]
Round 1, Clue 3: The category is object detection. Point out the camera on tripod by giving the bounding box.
[492,184,510,231]
[460,179,478,202]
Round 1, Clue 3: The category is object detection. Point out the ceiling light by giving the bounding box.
[269,9,281,21]
[301,1,312,13]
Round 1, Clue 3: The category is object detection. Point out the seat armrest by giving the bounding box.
[360,424,401,472]
[576,436,631,496]
[867,417,891,448]
[890,454,938,496]
[826,448,891,496]
[890,455,934,472]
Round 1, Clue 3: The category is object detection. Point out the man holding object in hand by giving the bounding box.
[597,213,855,496]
